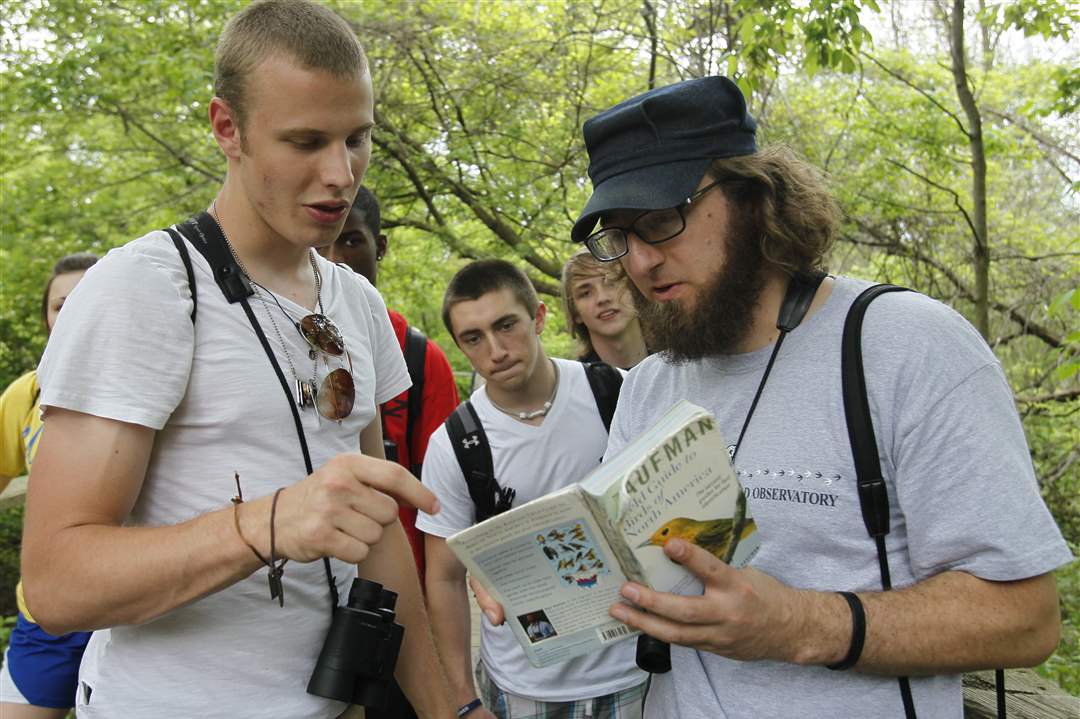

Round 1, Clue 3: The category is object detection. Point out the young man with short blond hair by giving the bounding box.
[22,2,452,716]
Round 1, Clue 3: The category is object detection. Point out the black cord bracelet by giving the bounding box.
[267,487,288,608]
[827,591,865,671]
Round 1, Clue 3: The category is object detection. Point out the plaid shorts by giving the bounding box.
[475,661,646,719]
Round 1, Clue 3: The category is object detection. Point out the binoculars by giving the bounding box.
[307,577,404,709]
[636,634,671,674]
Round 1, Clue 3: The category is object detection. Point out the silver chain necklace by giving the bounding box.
[209,202,322,410]
[488,360,560,421]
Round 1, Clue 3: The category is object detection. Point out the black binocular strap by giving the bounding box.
[841,283,915,718]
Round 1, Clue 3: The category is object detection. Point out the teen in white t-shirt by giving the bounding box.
[419,260,644,719]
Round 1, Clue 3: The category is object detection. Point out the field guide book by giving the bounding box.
[446,400,759,668]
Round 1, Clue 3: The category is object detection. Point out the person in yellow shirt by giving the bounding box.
[0,252,96,718]
[0,372,41,493]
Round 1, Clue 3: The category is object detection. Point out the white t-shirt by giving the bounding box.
[417,358,645,702]
[37,230,410,718]
[605,277,1073,719]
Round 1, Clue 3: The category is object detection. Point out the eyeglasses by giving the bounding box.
[581,179,724,262]
[298,314,355,421]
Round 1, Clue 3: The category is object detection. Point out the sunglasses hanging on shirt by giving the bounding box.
[252,284,356,422]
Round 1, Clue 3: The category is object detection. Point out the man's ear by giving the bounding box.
[534,302,547,335]
[209,97,243,159]
[376,233,389,260]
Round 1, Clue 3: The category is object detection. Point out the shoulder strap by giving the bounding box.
[180,212,254,303]
[165,227,198,324]
[445,401,515,523]
[403,324,428,475]
[841,283,923,719]
[841,284,908,552]
[583,362,623,432]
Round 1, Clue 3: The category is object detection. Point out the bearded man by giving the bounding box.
[569,76,1071,719]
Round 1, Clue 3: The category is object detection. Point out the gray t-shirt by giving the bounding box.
[605,276,1072,719]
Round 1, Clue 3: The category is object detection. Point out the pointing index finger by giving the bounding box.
[346,453,441,515]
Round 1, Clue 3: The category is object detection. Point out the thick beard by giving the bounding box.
[631,218,766,363]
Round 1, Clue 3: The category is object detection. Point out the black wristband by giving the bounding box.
[827,591,865,671]
[457,698,483,717]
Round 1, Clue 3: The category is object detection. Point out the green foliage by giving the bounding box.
[0,614,17,656]
[0,506,23,618]
[1046,65,1080,116]
[1047,287,1080,382]
[0,0,240,388]
[1039,545,1080,695]
[995,0,1080,40]
[0,0,1076,695]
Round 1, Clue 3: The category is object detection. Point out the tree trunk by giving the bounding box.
[948,0,990,339]
[643,0,658,90]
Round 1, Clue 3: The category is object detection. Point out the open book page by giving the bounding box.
[447,486,640,668]
[581,400,760,596]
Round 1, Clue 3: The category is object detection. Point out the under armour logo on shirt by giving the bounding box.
[462,435,480,449]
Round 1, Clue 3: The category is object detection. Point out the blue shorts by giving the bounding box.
[0,613,91,708]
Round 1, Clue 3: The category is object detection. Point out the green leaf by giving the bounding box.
[736,76,754,98]
[1054,362,1080,381]
[1049,288,1078,316]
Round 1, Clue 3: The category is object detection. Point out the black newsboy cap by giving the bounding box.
[571,76,757,242]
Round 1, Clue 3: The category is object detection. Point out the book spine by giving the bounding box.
[580,488,648,585]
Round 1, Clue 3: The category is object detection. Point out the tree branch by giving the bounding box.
[885,158,979,242]
[1016,389,1080,404]
[983,107,1080,165]
[374,111,563,279]
[842,222,1063,348]
[107,105,222,183]
[861,51,970,137]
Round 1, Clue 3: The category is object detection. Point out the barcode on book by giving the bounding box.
[598,623,637,643]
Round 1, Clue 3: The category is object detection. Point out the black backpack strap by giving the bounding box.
[583,362,623,432]
[165,227,198,324]
[403,324,428,476]
[842,283,1007,718]
[841,284,909,557]
[445,401,515,523]
[841,283,921,719]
